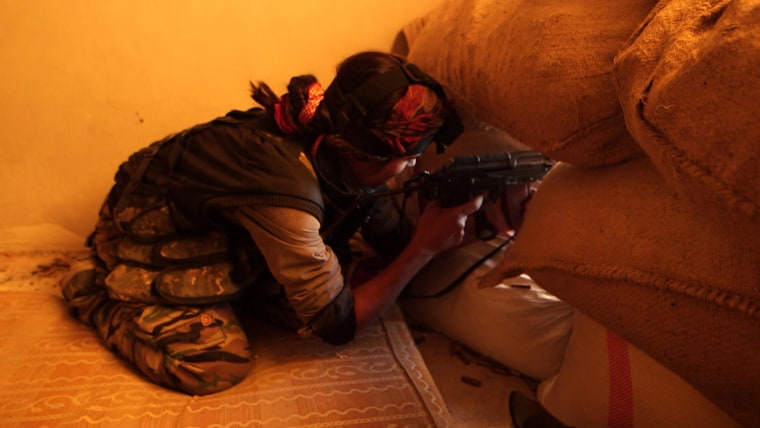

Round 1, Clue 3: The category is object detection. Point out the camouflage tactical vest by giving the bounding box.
[93,109,330,305]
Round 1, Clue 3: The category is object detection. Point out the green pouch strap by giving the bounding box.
[104,261,244,306]
[105,264,162,303]
[155,262,242,305]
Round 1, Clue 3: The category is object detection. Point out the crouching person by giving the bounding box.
[61,51,485,395]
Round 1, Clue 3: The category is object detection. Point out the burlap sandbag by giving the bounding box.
[538,311,741,428]
[614,0,760,223]
[417,108,530,172]
[487,158,759,425]
[400,239,573,381]
[406,0,656,167]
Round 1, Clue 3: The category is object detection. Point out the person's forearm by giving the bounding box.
[351,196,482,331]
[351,241,435,331]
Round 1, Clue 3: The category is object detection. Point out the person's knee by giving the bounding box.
[101,302,252,395]
[162,308,253,395]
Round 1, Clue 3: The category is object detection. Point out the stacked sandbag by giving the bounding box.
[401,238,574,381]
[406,0,657,166]
[614,0,760,225]
[537,311,742,428]
[488,158,760,425]
[401,0,760,424]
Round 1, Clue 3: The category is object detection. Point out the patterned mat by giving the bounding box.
[0,251,451,427]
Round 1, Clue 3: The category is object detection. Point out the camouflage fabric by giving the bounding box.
[60,197,253,396]
[94,179,247,305]
[57,111,370,395]
[60,263,252,396]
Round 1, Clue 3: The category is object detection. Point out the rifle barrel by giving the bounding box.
[442,151,551,173]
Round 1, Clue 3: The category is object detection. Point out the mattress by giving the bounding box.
[0,250,452,427]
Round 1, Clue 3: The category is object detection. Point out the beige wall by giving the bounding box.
[0,0,442,242]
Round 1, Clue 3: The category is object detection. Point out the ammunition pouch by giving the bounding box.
[99,138,263,306]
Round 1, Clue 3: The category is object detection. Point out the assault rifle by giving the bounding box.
[401,151,553,208]
[400,151,553,239]
[325,151,554,242]
[347,150,550,241]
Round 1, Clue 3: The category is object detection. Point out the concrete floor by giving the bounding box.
[409,323,538,428]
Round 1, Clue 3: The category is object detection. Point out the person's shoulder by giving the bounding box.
[221,107,267,120]
[216,108,305,144]
[209,107,268,128]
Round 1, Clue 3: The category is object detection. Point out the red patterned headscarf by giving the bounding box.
[369,84,444,156]
[274,82,325,135]
[274,80,445,158]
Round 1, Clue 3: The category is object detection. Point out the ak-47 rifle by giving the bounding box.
[325,151,554,242]
[402,151,553,208]
[380,150,554,240]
